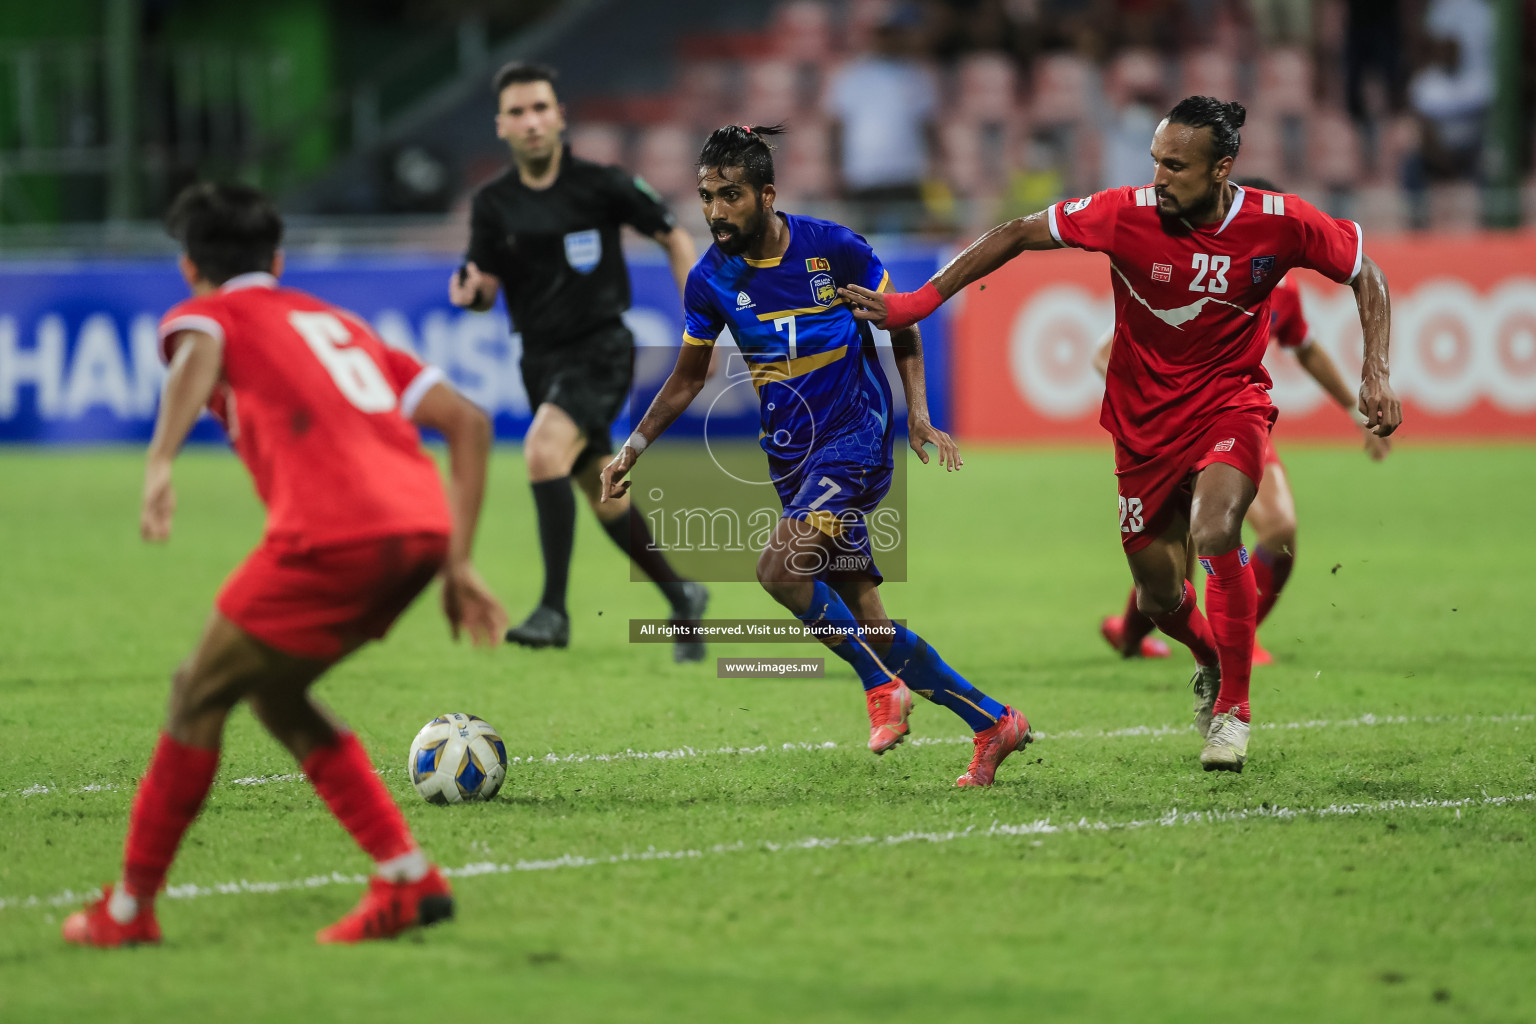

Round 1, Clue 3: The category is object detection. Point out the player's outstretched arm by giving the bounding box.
[600,343,713,503]
[1294,339,1391,460]
[891,324,962,471]
[448,261,500,313]
[1351,254,1401,437]
[411,383,508,646]
[838,210,1060,331]
[142,330,223,542]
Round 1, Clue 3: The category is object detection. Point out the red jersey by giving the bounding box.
[1049,184,1360,455]
[158,272,453,551]
[1268,275,1311,350]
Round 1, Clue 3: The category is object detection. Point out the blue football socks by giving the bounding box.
[796,580,896,692]
[883,623,1006,733]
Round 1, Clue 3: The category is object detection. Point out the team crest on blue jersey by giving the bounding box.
[811,273,836,306]
[564,229,602,274]
[1250,255,1276,283]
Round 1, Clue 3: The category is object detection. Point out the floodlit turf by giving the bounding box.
[1,444,1532,1023]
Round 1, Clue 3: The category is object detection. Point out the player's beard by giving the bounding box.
[710,196,766,257]
[1156,182,1221,226]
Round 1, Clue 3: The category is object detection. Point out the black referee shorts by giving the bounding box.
[520,321,634,473]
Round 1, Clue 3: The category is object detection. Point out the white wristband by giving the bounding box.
[624,431,649,454]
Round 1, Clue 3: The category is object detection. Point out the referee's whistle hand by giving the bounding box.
[837,285,887,327]
[449,261,488,308]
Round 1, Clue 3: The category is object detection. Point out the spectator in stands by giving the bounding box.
[1100,88,1165,190]
[1406,0,1495,181]
[1345,0,1407,124]
[825,3,940,233]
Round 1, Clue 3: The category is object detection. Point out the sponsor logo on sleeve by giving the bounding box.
[1063,196,1093,215]
[1251,255,1276,283]
[1212,437,1236,452]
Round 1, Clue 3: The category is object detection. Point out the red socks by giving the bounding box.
[1120,587,1158,654]
[1149,579,1219,667]
[1201,546,1257,721]
[122,734,220,899]
[1251,545,1294,626]
[302,732,417,864]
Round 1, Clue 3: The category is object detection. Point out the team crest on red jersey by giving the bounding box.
[1152,263,1172,282]
[1250,255,1276,283]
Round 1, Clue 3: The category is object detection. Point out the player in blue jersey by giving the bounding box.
[599,125,1033,787]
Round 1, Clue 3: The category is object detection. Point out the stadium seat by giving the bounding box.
[568,123,626,167]
[779,116,834,200]
[675,61,737,131]
[1179,49,1239,103]
[1255,48,1313,116]
[1427,184,1482,233]
[1236,114,1286,184]
[1308,109,1364,188]
[1373,114,1422,185]
[953,53,1018,121]
[1030,54,1095,125]
[743,58,803,126]
[1105,49,1168,108]
[1353,184,1409,234]
[940,117,1018,198]
[635,123,698,202]
[844,0,892,52]
[770,0,836,62]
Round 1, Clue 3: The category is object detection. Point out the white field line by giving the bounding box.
[2,791,1530,914]
[3,712,1529,800]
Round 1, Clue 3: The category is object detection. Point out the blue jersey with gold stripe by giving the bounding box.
[682,213,894,461]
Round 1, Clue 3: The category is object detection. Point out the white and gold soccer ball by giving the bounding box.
[407,713,508,804]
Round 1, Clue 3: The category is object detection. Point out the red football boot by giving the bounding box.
[1251,639,1274,667]
[956,706,1033,787]
[864,678,913,754]
[316,867,454,944]
[1100,616,1171,659]
[61,885,162,948]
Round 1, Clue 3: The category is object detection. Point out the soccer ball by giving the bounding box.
[407,713,508,804]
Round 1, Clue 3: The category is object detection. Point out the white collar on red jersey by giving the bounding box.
[220,272,278,293]
[1212,185,1245,236]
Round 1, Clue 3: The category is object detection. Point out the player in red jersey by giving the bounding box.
[840,99,1401,772]
[62,183,508,948]
[1097,177,1393,668]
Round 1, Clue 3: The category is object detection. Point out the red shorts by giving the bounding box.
[1113,404,1276,553]
[1262,437,1284,469]
[216,533,449,659]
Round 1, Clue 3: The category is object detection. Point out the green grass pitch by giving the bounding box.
[0,444,1532,1023]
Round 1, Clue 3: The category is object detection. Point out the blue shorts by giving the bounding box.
[767,428,893,583]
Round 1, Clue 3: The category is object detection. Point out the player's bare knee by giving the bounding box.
[525,440,573,481]
[1191,513,1243,556]
[1135,583,1182,617]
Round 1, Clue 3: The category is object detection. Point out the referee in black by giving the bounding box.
[450,62,707,659]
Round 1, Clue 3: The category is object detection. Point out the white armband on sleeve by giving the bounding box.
[401,366,447,418]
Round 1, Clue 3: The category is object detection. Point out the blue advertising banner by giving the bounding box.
[0,249,949,444]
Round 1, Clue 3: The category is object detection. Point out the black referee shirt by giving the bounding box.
[465,149,676,351]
